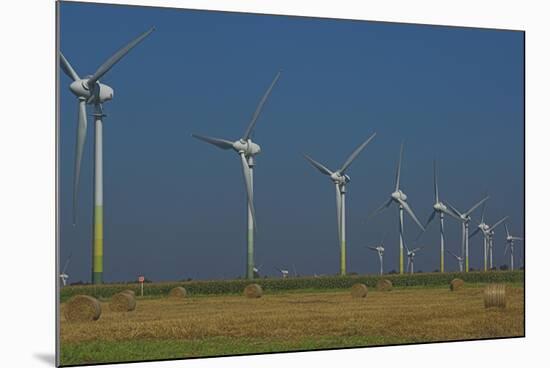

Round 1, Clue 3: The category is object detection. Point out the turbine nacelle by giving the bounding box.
[330,172,350,185]
[479,222,490,233]
[391,190,407,202]
[69,79,114,103]
[233,139,261,157]
[433,201,447,212]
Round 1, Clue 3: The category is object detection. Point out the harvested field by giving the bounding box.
[60,284,524,365]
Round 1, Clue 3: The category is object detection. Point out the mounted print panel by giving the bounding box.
[57,1,524,366]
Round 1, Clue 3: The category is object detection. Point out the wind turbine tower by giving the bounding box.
[446,249,464,272]
[366,232,387,275]
[60,28,155,284]
[369,143,425,274]
[192,71,281,280]
[470,210,507,271]
[405,244,423,274]
[504,223,523,271]
[304,133,376,275]
[446,195,489,272]
[424,160,462,272]
[59,254,72,287]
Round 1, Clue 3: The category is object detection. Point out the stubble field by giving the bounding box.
[59,283,524,366]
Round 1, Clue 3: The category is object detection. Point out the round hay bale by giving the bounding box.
[109,292,136,312]
[351,283,368,298]
[376,279,393,291]
[168,286,187,299]
[484,284,506,309]
[121,289,135,297]
[450,278,465,291]
[64,295,101,322]
[243,283,263,298]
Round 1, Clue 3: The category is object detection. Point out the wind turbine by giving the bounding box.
[59,254,72,287]
[304,133,376,276]
[486,216,508,269]
[369,143,425,274]
[404,243,423,274]
[504,224,523,271]
[446,249,464,272]
[192,71,281,280]
[423,160,462,273]
[446,195,489,273]
[468,200,490,271]
[60,28,155,284]
[469,207,507,270]
[504,223,523,271]
[366,232,387,275]
[253,264,262,278]
[275,267,289,278]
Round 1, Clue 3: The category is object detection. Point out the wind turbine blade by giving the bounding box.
[504,243,510,256]
[403,240,410,253]
[338,132,376,173]
[480,193,488,223]
[239,153,257,231]
[433,160,439,203]
[367,198,393,221]
[242,71,281,140]
[441,207,462,221]
[398,199,425,231]
[394,142,404,191]
[424,210,437,230]
[469,227,481,239]
[303,154,333,176]
[488,216,508,232]
[505,223,511,238]
[446,249,459,260]
[88,27,155,86]
[192,134,234,150]
[62,254,72,274]
[367,246,378,251]
[445,202,463,219]
[381,231,389,246]
[511,237,523,241]
[60,52,80,81]
[335,184,342,241]
[72,99,88,225]
[465,195,490,216]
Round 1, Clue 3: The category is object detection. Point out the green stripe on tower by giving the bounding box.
[92,205,103,284]
[247,227,254,280]
[340,240,346,275]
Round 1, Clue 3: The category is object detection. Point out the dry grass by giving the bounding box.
[60,285,523,346]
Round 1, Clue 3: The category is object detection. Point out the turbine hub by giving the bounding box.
[233,139,261,156]
[391,190,407,201]
[434,202,445,211]
[330,172,349,185]
[69,79,114,103]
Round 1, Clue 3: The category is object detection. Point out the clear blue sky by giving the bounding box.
[59,2,524,282]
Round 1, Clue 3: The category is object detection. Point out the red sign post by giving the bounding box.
[138,276,145,297]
